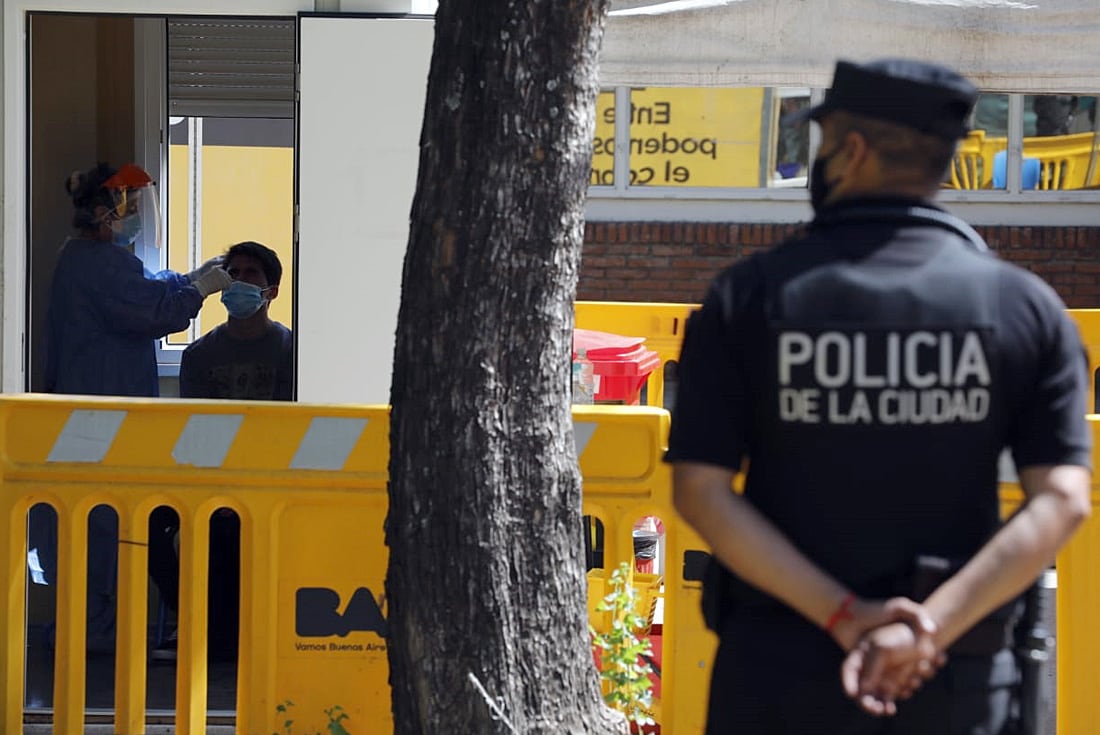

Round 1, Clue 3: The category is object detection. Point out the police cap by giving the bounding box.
[794,58,979,140]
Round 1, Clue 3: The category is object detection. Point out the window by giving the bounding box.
[591,86,813,191]
[153,17,296,368]
[953,93,1100,191]
[164,117,294,347]
[588,86,1100,217]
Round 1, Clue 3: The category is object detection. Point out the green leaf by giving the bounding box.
[327,722,352,735]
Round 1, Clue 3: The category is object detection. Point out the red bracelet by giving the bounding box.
[825,593,856,632]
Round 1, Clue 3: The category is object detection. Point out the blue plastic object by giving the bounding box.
[992,150,1041,190]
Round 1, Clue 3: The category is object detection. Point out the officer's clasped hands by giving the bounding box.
[838,597,945,716]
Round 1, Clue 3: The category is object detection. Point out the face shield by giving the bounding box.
[101,164,162,249]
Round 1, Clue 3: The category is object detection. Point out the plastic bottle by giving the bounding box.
[572,348,596,404]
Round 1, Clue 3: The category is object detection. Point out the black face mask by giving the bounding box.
[809,146,843,213]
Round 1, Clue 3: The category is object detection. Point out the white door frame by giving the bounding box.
[1,0,311,392]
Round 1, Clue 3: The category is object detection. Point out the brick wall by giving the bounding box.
[580,222,1100,308]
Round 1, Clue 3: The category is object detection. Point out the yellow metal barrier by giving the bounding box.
[999,455,1100,735]
[578,302,1100,414]
[0,397,708,734]
[575,404,712,733]
[0,396,393,735]
[1069,309,1100,413]
[575,301,697,409]
[3,387,1099,733]
[574,301,1100,733]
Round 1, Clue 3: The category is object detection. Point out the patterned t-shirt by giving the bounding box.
[179,322,293,401]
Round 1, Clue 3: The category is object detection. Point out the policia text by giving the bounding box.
[777,329,991,426]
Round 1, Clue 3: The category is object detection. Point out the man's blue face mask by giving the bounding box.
[220,280,270,319]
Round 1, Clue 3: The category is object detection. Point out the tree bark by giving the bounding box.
[386,1,622,734]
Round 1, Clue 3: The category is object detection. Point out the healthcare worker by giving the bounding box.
[43,161,231,397]
[36,161,232,654]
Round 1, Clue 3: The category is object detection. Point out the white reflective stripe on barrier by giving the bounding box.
[574,421,598,456]
[46,409,128,463]
[291,417,370,470]
[173,414,245,467]
[43,409,379,471]
[42,409,606,471]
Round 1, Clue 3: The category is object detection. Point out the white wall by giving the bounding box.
[296,15,432,404]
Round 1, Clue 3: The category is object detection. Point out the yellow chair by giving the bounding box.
[949,130,1100,190]
[1021,132,1100,190]
[948,130,987,189]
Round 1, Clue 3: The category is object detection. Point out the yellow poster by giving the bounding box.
[591,87,766,188]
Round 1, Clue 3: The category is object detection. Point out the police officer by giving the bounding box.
[666,58,1092,734]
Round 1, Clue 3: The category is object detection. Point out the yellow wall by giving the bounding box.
[167,144,294,345]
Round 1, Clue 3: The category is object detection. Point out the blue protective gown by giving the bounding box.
[44,237,204,397]
[36,238,205,650]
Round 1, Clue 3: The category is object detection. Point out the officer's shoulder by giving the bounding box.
[700,236,814,320]
[710,228,813,279]
[990,255,1071,316]
[706,224,807,280]
[717,230,823,288]
[707,251,767,306]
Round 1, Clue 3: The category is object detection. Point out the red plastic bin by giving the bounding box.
[573,328,661,405]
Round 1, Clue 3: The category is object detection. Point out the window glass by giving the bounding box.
[1026,94,1099,190]
[165,117,294,346]
[591,90,616,187]
[589,86,1100,198]
[953,93,1011,190]
[773,89,812,188]
[592,87,787,188]
[960,93,1100,191]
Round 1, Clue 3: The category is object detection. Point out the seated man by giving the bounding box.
[180,240,293,400]
[154,241,292,662]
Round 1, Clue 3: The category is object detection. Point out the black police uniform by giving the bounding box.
[666,194,1092,734]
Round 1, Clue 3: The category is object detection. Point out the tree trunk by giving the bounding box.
[386,1,622,734]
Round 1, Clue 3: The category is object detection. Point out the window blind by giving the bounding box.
[168,18,295,119]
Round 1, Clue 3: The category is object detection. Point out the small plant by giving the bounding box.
[591,562,656,730]
[273,699,297,735]
[271,700,354,735]
[324,705,352,735]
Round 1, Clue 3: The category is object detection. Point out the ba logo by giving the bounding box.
[295,587,388,638]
